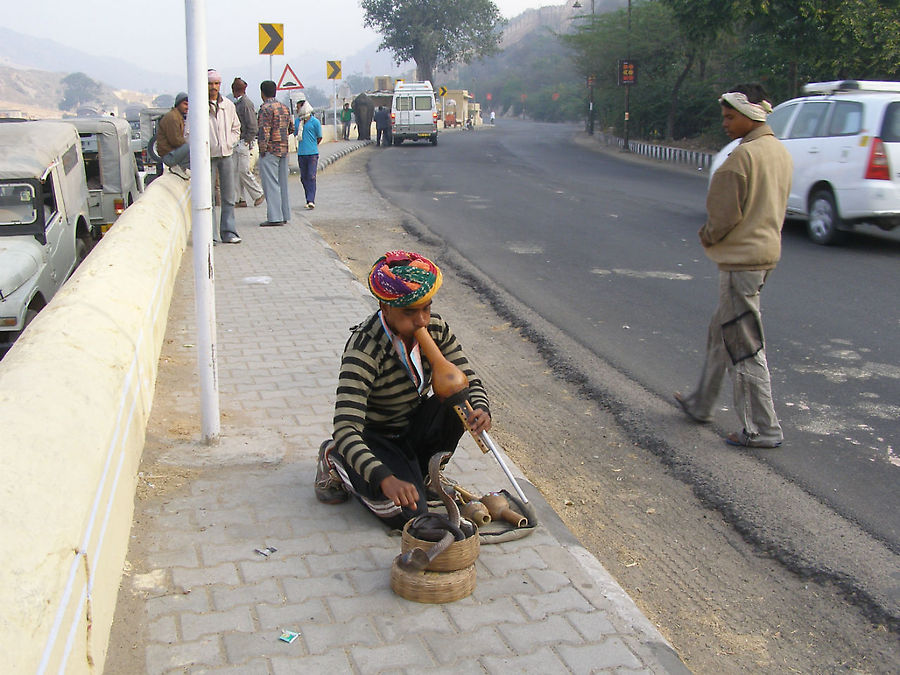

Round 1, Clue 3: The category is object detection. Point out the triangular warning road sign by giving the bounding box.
[277,64,304,91]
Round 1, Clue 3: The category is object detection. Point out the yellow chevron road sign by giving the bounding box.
[259,23,284,55]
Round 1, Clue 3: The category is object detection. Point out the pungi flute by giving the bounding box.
[414,326,530,504]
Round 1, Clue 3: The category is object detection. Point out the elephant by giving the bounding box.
[351,93,374,140]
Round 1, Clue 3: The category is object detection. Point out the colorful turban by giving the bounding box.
[368,251,443,308]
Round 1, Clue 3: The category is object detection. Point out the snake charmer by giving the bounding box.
[315,251,492,529]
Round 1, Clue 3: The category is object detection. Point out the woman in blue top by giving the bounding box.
[294,103,323,209]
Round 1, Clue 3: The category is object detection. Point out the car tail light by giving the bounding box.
[864,138,890,180]
[114,199,125,215]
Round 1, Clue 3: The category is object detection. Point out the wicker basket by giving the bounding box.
[400,521,480,572]
[390,559,476,603]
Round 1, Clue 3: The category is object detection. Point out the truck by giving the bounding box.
[391,81,439,146]
[0,121,93,356]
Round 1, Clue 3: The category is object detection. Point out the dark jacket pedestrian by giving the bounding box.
[374,106,391,147]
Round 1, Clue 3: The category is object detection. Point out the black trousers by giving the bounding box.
[376,127,391,146]
[339,394,465,529]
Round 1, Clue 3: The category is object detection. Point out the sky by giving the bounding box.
[2,1,562,79]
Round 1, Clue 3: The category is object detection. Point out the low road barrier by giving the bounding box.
[0,175,191,673]
[596,131,715,172]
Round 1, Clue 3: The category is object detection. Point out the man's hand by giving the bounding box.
[380,475,419,507]
[466,407,492,434]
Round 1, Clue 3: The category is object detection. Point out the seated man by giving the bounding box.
[156,92,190,179]
[316,251,492,530]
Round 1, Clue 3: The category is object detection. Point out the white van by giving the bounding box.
[709,80,900,244]
[0,121,92,355]
[391,81,439,146]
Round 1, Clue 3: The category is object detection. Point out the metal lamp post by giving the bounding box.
[573,0,595,135]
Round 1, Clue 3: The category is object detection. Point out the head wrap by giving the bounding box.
[207,69,221,83]
[174,92,188,106]
[719,92,773,122]
[368,251,442,308]
[298,100,314,121]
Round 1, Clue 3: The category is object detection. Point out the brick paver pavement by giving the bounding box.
[107,140,689,674]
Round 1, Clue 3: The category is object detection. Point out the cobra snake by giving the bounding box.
[397,452,472,571]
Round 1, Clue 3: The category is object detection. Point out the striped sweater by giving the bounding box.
[333,311,490,490]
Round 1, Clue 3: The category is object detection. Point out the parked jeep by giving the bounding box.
[53,116,142,238]
[0,121,92,356]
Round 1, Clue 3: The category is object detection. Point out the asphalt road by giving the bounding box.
[369,119,900,555]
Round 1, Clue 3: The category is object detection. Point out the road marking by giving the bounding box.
[591,268,693,281]
[506,242,544,254]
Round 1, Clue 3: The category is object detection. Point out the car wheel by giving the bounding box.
[807,190,845,245]
[393,137,402,146]
[76,237,92,264]
[430,135,438,146]
[147,134,162,163]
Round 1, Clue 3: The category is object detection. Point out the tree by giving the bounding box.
[153,94,175,108]
[458,27,584,122]
[735,0,900,98]
[361,0,506,84]
[301,86,328,108]
[59,72,102,111]
[659,0,738,139]
[562,1,724,139]
[345,73,372,95]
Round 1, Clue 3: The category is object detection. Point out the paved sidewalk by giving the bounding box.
[106,140,689,674]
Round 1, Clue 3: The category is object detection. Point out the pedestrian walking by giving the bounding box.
[295,102,322,209]
[674,83,792,448]
[374,105,391,147]
[256,80,294,226]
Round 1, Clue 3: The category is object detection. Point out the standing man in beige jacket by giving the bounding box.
[675,83,792,448]
[206,69,242,243]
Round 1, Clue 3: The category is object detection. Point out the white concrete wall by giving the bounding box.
[0,174,191,673]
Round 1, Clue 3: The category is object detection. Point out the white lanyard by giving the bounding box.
[379,311,426,394]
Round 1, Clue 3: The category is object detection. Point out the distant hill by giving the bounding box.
[0,64,158,118]
[0,27,182,94]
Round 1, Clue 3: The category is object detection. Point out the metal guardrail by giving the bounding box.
[597,132,714,171]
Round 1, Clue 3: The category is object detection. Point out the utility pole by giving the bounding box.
[623,0,631,152]
[573,0,596,134]
[184,0,221,443]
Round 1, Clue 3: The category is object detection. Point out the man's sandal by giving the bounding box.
[724,430,782,448]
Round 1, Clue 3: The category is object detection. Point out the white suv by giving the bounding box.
[710,80,900,245]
